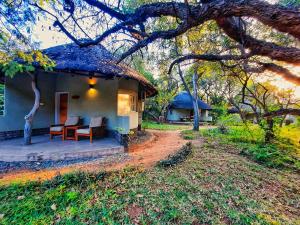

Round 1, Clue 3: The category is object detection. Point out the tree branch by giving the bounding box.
[168,53,252,74]
[264,108,300,117]
[217,17,300,65]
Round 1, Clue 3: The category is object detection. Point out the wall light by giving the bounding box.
[89,84,95,89]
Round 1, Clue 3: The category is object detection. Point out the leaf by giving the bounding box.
[17,195,25,200]
[51,204,57,211]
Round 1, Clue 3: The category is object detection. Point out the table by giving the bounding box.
[64,126,80,140]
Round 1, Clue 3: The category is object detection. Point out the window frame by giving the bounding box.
[117,89,137,116]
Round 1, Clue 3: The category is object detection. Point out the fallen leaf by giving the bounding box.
[51,204,57,211]
[17,196,25,200]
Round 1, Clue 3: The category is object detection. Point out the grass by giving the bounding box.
[142,120,191,130]
[1,140,300,224]
[182,124,300,171]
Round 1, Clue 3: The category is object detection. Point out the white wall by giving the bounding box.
[167,108,212,122]
[0,72,141,132]
[0,72,56,132]
[167,109,191,121]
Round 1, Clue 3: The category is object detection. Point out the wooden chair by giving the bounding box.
[50,116,80,140]
[75,116,106,143]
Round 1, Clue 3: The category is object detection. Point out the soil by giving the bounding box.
[0,130,187,185]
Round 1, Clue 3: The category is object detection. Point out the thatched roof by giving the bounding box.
[170,91,212,110]
[42,43,157,97]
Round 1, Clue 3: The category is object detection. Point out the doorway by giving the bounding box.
[55,92,69,124]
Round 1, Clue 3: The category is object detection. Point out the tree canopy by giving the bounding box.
[0,0,299,83]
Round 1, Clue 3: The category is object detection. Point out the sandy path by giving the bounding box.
[0,130,187,185]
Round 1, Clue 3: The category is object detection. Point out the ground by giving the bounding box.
[0,124,299,224]
[0,130,187,185]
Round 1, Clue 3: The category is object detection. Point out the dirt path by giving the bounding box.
[0,130,187,185]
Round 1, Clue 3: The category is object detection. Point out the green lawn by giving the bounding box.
[142,120,191,130]
[1,139,300,224]
[182,124,300,170]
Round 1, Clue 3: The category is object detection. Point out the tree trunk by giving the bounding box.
[24,73,40,145]
[265,117,274,143]
[279,114,287,127]
[192,72,200,131]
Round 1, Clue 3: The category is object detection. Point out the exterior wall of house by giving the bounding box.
[0,72,141,140]
[55,75,139,131]
[167,108,191,121]
[0,72,56,133]
[167,108,212,122]
[55,74,119,130]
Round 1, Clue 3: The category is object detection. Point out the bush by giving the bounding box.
[157,142,193,167]
[217,114,243,127]
[239,143,298,169]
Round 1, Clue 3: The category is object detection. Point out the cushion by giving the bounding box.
[50,126,63,132]
[89,116,103,128]
[65,116,79,126]
[77,128,90,135]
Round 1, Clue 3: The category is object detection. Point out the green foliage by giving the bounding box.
[181,129,201,140]
[0,50,55,78]
[132,57,156,84]
[142,120,190,130]
[217,112,242,127]
[239,143,297,169]
[0,32,55,78]
[187,124,300,171]
[210,104,228,123]
[157,142,192,167]
[279,0,300,7]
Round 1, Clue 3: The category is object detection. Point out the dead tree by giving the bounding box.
[24,72,40,145]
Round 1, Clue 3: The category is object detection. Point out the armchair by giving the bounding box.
[50,116,80,140]
[75,116,106,143]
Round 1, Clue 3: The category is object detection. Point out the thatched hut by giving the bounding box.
[167,91,212,122]
[0,43,157,143]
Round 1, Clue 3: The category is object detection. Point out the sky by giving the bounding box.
[32,17,300,98]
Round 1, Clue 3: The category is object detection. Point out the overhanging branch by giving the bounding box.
[264,108,300,117]
[217,17,300,65]
[168,53,252,74]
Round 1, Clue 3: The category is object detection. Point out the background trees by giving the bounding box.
[1,0,300,142]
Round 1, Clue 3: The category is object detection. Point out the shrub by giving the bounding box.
[157,142,193,167]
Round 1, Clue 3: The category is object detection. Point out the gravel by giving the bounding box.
[0,154,130,174]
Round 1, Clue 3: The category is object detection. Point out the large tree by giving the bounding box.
[1,0,300,138]
[1,0,299,81]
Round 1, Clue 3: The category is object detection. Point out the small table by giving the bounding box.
[64,126,80,140]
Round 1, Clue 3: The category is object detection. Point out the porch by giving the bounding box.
[0,135,124,162]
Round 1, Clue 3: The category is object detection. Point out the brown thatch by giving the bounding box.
[42,43,157,97]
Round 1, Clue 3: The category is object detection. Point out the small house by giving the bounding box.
[167,91,212,122]
[0,43,157,144]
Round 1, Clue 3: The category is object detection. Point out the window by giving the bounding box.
[118,90,137,116]
[0,77,4,116]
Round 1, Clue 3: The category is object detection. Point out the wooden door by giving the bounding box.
[59,93,68,124]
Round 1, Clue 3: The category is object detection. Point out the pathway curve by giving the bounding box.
[0,130,188,185]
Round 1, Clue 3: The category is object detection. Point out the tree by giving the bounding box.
[2,0,300,139]
[0,1,55,144]
[229,72,300,143]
